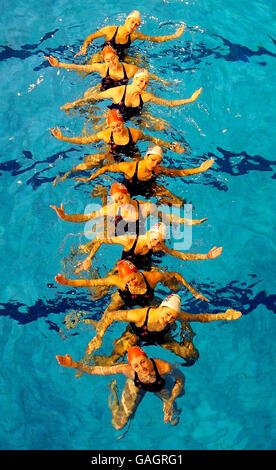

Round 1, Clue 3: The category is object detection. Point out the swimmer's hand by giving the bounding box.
[74,45,87,58]
[74,176,93,183]
[55,274,69,285]
[56,354,74,368]
[75,257,92,274]
[170,142,186,154]
[49,126,63,139]
[206,246,223,259]
[195,293,210,302]
[173,25,186,39]
[199,158,214,172]
[224,309,242,321]
[189,87,203,102]
[44,55,59,67]
[182,217,208,226]
[86,335,103,355]
[49,203,67,220]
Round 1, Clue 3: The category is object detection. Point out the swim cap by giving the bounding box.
[149,222,167,239]
[107,109,124,125]
[145,145,163,158]
[127,10,141,22]
[127,346,147,364]
[159,294,181,313]
[133,68,149,80]
[117,259,138,279]
[110,182,129,197]
[102,45,118,60]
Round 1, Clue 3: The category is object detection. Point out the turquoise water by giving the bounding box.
[0,0,276,451]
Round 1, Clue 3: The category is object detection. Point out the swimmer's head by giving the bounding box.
[148,222,167,247]
[117,260,145,289]
[125,10,141,33]
[158,294,181,326]
[132,68,149,92]
[110,182,130,204]
[128,346,151,375]
[144,145,163,171]
[102,46,119,68]
[107,109,125,133]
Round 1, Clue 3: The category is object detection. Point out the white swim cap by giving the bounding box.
[159,294,181,313]
[145,145,163,159]
[133,68,149,80]
[149,222,167,239]
[127,10,141,22]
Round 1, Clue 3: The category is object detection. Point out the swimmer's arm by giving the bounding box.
[131,25,185,43]
[87,308,146,354]
[161,244,223,261]
[159,158,214,177]
[159,271,209,302]
[49,126,102,144]
[178,309,242,323]
[76,162,130,182]
[143,87,203,106]
[76,362,130,376]
[155,360,184,423]
[49,203,105,223]
[54,273,120,288]
[44,55,104,73]
[78,236,129,273]
[75,26,112,56]
[140,132,186,154]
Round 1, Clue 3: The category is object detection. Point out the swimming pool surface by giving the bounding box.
[0,0,275,451]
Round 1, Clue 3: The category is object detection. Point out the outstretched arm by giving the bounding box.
[74,161,128,183]
[178,309,242,323]
[49,126,101,145]
[55,273,119,288]
[132,25,185,43]
[56,354,130,376]
[44,55,102,73]
[144,87,203,107]
[159,158,214,177]
[160,271,209,302]
[161,244,223,262]
[49,202,104,223]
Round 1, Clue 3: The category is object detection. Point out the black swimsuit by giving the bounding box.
[134,359,165,392]
[101,64,129,92]
[108,127,137,161]
[130,307,171,345]
[108,85,144,122]
[121,234,153,270]
[102,26,132,61]
[123,161,157,198]
[114,200,147,237]
[118,273,154,307]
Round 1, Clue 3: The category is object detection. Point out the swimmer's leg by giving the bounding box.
[108,378,145,431]
[159,331,199,366]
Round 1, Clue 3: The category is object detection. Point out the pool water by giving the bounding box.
[0,0,275,451]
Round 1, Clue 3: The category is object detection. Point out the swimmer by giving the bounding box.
[75,145,214,204]
[74,219,222,273]
[55,259,209,316]
[49,109,186,182]
[56,346,184,429]
[60,68,203,129]
[50,182,207,239]
[74,10,185,62]
[85,294,242,366]
[45,47,168,94]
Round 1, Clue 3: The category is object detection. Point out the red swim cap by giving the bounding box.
[102,46,118,60]
[127,346,147,364]
[117,259,138,279]
[110,182,129,197]
[107,109,124,125]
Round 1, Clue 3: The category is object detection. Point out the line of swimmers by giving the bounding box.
[49,10,243,430]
